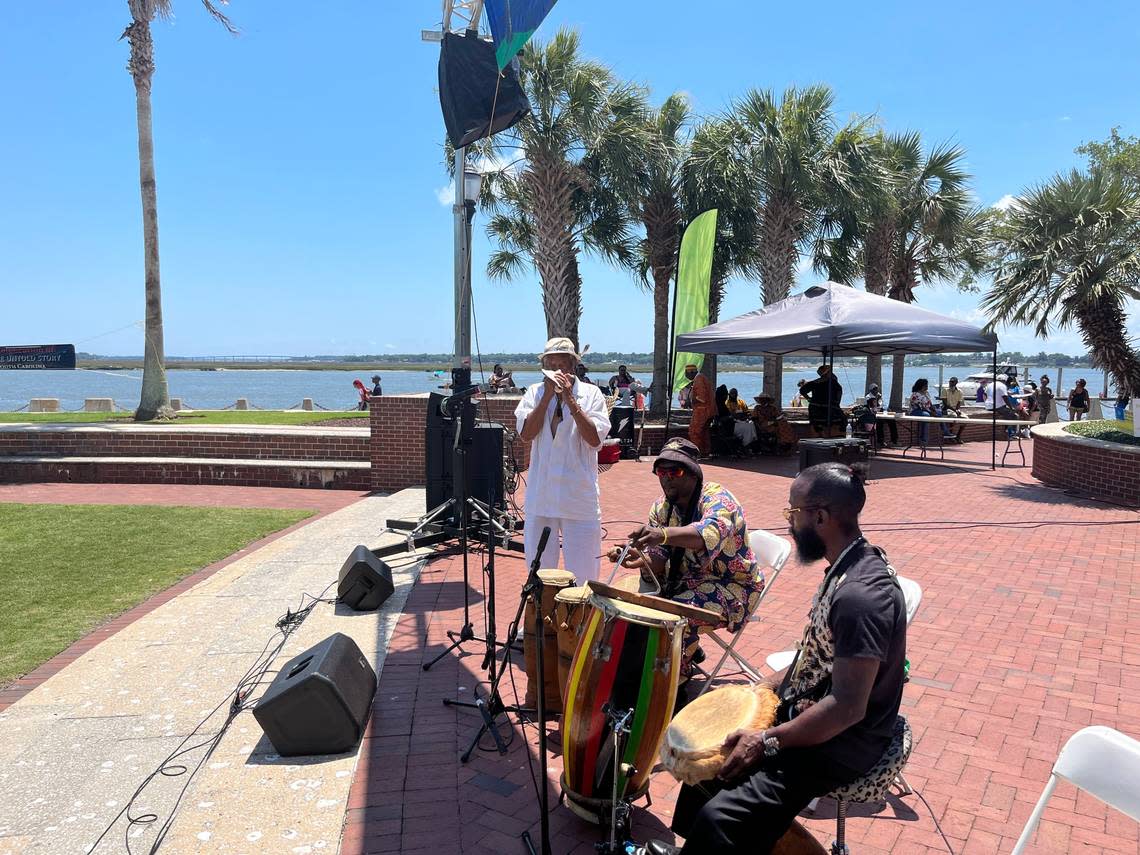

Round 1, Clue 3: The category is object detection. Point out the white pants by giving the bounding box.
[524,515,601,585]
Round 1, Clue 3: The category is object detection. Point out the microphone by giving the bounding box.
[535,526,552,562]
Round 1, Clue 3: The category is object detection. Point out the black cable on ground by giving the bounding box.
[88,583,337,854]
[912,785,956,855]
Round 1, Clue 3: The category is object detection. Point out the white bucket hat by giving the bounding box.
[539,336,580,363]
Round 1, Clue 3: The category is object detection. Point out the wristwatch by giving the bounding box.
[761,730,780,757]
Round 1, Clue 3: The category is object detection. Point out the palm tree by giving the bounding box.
[624,93,689,418]
[719,85,868,399]
[482,29,644,349]
[983,169,1140,397]
[122,0,235,421]
[881,140,983,410]
[679,118,760,392]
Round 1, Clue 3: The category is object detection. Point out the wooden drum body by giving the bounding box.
[553,585,592,704]
[523,569,576,713]
[561,594,684,823]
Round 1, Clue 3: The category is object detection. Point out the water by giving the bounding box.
[0,363,1055,413]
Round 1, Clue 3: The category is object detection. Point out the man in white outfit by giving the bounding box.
[515,337,610,583]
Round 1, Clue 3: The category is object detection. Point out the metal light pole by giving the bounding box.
[452,146,473,392]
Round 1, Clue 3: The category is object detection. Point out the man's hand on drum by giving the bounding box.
[717,728,766,782]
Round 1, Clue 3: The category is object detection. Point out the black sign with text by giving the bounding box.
[0,344,77,370]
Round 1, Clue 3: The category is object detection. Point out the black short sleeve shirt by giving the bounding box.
[818,544,907,770]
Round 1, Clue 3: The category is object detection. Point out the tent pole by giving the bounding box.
[992,346,997,471]
[663,260,683,446]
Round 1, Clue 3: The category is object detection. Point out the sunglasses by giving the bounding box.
[781,505,828,521]
[654,465,687,480]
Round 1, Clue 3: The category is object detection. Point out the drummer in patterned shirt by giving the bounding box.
[607,437,764,678]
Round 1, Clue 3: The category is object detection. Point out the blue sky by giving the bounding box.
[1,1,1138,358]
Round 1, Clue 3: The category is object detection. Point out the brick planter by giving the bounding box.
[1031,422,1140,506]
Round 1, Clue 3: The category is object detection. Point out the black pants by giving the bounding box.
[874,419,898,445]
[672,748,863,854]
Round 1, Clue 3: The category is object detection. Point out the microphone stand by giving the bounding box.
[520,525,553,855]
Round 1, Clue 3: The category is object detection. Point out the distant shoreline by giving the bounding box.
[77,359,1095,373]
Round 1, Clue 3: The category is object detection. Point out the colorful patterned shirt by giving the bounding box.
[645,481,763,631]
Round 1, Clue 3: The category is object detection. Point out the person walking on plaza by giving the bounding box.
[514,337,610,583]
[1037,375,1055,423]
[685,364,715,456]
[1067,378,1090,420]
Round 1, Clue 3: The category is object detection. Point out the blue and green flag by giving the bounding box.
[484,0,559,69]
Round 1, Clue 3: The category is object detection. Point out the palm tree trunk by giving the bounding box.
[527,158,582,348]
[758,197,802,400]
[645,197,681,419]
[887,254,917,412]
[701,276,726,391]
[1075,300,1140,398]
[863,221,894,396]
[889,355,906,412]
[650,264,672,418]
[126,16,170,420]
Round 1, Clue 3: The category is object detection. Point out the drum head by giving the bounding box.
[554,585,592,605]
[661,685,779,785]
[590,593,681,627]
[537,568,577,586]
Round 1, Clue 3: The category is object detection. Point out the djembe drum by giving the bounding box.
[523,568,576,713]
[561,593,684,823]
[660,684,827,855]
[553,585,592,703]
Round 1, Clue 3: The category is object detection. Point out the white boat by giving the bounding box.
[954,365,1020,401]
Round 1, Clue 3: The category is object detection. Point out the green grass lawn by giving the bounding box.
[0,410,368,425]
[1065,418,1139,446]
[0,503,312,686]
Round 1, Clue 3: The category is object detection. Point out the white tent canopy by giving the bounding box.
[675,282,998,357]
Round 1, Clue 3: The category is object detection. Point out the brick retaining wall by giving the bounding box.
[1031,422,1140,506]
[0,426,369,462]
[369,394,532,492]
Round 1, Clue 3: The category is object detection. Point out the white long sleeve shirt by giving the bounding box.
[515,379,610,520]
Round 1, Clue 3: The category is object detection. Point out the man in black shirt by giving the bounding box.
[636,462,906,855]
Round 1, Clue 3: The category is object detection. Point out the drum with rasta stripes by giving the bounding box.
[560,593,684,823]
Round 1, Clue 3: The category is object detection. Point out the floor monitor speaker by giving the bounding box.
[253,632,376,756]
[338,545,395,611]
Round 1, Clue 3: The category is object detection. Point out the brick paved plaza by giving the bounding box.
[3,440,1137,853]
[341,442,1139,854]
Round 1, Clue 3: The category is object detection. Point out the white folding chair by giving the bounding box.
[1012,726,1140,854]
[766,573,923,675]
[696,529,792,697]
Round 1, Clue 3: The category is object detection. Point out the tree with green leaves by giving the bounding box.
[481,30,645,350]
[983,169,1140,398]
[624,93,689,417]
[881,140,986,409]
[122,0,235,421]
[1076,127,1140,186]
[679,118,760,392]
[715,85,873,399]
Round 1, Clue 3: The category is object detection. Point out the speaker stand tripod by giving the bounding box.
[370,386,523,669]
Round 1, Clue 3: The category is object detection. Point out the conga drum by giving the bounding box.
[524,568,575,713]
[660,684,826,855]
[553,585,592,703]
[561,594,684,823]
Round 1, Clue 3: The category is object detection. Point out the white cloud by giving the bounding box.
[1059,115,1072,122]
[435,185,453,206]
[992,194,1018,211]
